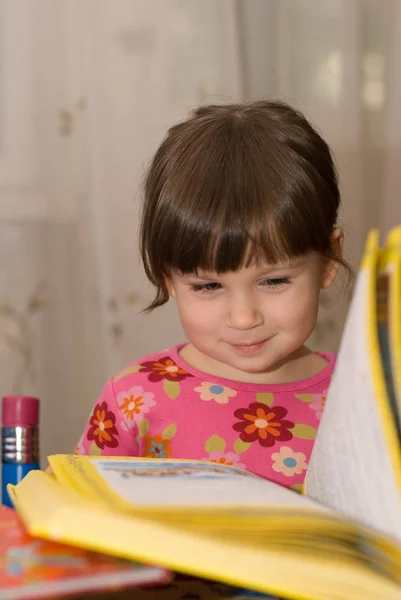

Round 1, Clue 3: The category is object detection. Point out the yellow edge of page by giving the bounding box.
[9,471,401,600]
[366,238,401,495]
[49,454,151,511]
[363,229,380,262]
[385,226,401,252]
[49,455,115,508]
[390,253,401,411]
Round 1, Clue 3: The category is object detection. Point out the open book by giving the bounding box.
[7,226,401,600]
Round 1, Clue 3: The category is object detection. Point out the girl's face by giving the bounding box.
[166,251,339,384]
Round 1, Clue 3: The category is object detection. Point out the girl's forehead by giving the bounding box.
[177,254,318,278]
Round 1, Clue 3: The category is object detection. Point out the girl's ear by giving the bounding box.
[165,276,176,299]
[320,228,344,290]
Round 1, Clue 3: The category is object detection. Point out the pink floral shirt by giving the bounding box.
[76,344,335,490]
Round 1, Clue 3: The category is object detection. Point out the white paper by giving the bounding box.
[91,458,323,510]
[305,266,401,541]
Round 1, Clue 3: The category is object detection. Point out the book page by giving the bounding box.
[305,246,401,542]
[61,455,325,512]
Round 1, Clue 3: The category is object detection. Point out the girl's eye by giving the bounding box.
[261,277,291,289]
[191,282,222,293]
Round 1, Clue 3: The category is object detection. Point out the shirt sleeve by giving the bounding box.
[74,378,139,457]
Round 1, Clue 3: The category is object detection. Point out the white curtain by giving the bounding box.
[0,0,400,463]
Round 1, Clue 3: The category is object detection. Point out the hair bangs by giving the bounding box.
[166,195,309,276]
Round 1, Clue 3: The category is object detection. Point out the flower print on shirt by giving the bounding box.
[271,446,308,477]
[117,386,155,428]
[143,423,177,459]
[233,403,294,447]
[86,401,119,450]
[296,391,327,420]
[195,381,237,404]
[139,357,193,383]
[203,435,247,468]
[308,394,327,420]
[204,451,245,469]
[144,435,173,459]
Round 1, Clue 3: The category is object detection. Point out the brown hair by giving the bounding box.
[140,100,350,311]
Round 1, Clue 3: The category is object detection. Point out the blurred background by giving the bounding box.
[0,0,400,462]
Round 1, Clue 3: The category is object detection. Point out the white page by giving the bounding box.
[305,264,401,541]
[91,458,325,510]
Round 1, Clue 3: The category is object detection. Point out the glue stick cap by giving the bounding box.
[2,396,39,427]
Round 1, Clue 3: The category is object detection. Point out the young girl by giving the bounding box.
[75,100,350,491]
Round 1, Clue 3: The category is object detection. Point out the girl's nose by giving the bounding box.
[226,295,264,330]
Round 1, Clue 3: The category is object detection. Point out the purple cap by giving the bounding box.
[2,396,39,427]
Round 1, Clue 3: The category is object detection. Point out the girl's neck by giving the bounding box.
[178,344,328,385]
